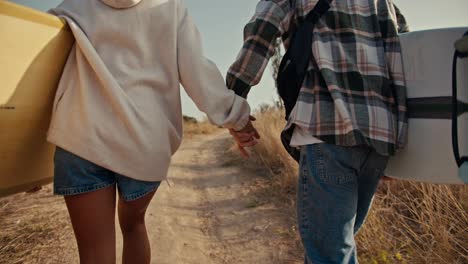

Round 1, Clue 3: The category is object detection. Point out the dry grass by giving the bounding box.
[183,115,221,137]
[243,106,468,264]
[246,108,298,194]
[0,185,76,264]
[358,182,468,264]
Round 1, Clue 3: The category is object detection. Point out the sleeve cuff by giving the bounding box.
[232,114,250,131]
[226,73,252,99]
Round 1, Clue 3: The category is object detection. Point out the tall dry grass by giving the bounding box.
[247,106,468,264]
[0,185,75,264]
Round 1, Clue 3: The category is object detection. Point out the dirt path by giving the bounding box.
[1,132,301,264]
[117,132,300,263]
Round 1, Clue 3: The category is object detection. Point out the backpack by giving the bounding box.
[276,0,333,162]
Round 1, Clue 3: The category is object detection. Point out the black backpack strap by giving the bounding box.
[305,0,333,24]
[286,0,333,87]
[277,0,333,162]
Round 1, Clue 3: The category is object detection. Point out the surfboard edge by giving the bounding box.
[0,0,69,30]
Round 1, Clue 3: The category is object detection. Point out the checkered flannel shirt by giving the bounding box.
[227,0,408,156]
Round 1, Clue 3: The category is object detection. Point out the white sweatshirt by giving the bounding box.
[47,0,250,182]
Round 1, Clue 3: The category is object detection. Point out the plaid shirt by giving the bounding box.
[227,0,408,156]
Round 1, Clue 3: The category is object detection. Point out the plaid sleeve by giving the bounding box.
[379,0,408,149]
[226,0,292,98]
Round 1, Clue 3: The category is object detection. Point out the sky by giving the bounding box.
[10,0,468,119]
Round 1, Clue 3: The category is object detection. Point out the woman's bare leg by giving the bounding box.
[65,186,117,264]
[118,191,156,264]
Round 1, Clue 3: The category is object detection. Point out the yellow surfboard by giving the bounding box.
[0,1,74,197]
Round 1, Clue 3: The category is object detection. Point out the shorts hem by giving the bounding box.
[120,184,160,202]
[54,182,115,197]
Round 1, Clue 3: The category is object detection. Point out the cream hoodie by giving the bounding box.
[47,0,250,181]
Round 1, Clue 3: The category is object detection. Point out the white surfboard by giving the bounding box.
[386,27,468,184]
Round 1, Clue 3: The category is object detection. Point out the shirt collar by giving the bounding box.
[99,0,143,9]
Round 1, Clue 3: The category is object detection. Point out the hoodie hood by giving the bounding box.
[99,0,143,9]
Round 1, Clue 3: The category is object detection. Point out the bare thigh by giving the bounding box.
[65,185,117,264]
[118,190,156,231]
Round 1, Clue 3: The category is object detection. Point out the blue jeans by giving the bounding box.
[297,144,388,264]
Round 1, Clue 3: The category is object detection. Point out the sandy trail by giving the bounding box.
[116,132,299,264]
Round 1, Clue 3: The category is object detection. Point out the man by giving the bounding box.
[227,0,408,263]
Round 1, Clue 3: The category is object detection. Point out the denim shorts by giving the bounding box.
[54,147,161,201]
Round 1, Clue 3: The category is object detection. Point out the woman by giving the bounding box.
[47,0,253,263]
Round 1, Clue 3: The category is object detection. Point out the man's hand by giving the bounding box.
[229,116,260,158]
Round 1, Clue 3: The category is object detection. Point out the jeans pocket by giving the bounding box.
[314,145,357,185]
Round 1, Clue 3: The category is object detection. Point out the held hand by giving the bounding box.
[381,176,395,182]
[229,116,260,158]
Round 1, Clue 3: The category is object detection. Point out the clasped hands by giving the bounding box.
[229,116,260,158]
